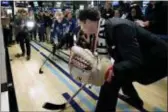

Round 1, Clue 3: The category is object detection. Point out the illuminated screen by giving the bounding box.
[34,2,38,7]
[112,1,119,6]
[79,5,84,10]
[1,1,10,6]
[7,9,12,14]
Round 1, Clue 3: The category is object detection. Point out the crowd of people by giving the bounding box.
[2,1,167,50]
[100,1,167,35]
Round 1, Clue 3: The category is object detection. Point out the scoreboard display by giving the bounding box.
[15,1,28,7]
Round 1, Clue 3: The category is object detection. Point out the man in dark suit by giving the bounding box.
[100,1,114,19]
[78,8,167,112]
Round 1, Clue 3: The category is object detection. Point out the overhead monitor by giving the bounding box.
[112,1,119,6]
[56,2,62,7]
[33,1,38,7]
[79,5,84,10]
[1,1,10,6]
[15,1,28,7]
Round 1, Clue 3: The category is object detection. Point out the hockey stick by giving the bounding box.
[39,52,53,74]
[43,35,89,110]
[43,83,86,110]
[39,38,59,74]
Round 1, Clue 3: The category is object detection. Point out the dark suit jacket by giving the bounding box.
[145,2,168,35]
[100,8,114,19]
[104,18,167,84]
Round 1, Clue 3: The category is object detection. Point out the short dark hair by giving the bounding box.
[78,8,100,22]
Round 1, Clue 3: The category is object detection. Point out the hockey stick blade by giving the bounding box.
[43,102,66,110]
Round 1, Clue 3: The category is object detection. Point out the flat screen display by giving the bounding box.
[112,1,119,6]
[1,1,10,6]
[33,2,38,7]
[15,1,28,7]
[79,5,84,10]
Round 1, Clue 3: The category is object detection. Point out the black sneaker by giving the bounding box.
[15,53,25,58]
[26,56,31,60]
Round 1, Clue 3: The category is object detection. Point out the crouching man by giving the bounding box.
[76,8,167,112]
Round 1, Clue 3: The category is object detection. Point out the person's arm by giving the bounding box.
[112,25,143,75]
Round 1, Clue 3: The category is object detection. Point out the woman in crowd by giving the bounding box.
[127,4,144,21]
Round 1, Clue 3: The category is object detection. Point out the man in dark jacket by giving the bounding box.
[16,10,31,60]
[78,8,167,112]
[100,1,114,19]
[44,11,53,43]
[139,1,167,35]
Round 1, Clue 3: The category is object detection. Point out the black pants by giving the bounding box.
[18,31,31,57]
[39,32,45,42]
[95,65,167,112]
[66,33,74,48]
[58,33,74,48]
[95,71,135,112]
[30,29,37,40]
[52,33,74,55]
[52,37,61,55]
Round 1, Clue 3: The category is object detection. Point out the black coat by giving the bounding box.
[145,2,168,35]
[100,8,114,19]
[104,18,167,84]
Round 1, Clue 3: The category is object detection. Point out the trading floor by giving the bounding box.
[3,41,167,111]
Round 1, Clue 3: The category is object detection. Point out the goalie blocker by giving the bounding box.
[69,46,114,86]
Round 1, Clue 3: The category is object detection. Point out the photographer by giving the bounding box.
[15,10,32,60]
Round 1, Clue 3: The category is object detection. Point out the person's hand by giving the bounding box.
[135,20,145,27]
[143,21,150,27]
[135,20,150,28]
